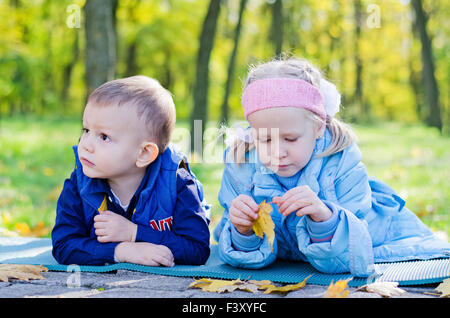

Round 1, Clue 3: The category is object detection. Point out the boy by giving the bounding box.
[52,76,210,266]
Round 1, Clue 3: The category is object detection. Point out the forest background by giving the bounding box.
[0,0,448,240]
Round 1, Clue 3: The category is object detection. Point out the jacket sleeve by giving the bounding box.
[296,147,375,277]
[216,155,277,269]
[51,170,119,265]
[134,168,211,265]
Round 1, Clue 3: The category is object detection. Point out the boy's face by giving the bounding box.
[248,107,322,177]
[78,102,148,181]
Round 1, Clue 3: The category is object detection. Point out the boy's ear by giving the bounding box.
[136,142,159,168]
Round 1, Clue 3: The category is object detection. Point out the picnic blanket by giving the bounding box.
[0,237,448,287]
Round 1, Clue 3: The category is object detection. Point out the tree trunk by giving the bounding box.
[84,0,117,101]
[353,0,365,121]
[190,0,221,154]
[270,0,283,57]
[411,0,442,131]
[61,29,80,107]
[220,0,247,125]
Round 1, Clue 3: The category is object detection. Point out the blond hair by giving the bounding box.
[228,57,356,163]
[87,75,176,153]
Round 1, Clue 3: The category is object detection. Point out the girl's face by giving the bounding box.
[248,107,324,177]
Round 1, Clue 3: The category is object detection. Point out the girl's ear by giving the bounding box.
[136,142,159,168]
[316,121,326,139]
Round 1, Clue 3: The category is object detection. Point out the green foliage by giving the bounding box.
[0,0,448,130]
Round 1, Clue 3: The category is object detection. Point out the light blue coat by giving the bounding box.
[214,128,450,276]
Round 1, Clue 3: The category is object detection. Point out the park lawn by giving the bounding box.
[0,116,448,239]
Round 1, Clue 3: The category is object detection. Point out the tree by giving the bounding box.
[220,0,247,125]
[270,0,283,57]
[411,0,442,131]
[190,0,222,154]
[353,0,365,121]
[84,0,117,100]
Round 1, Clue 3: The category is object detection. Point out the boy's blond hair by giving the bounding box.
[87,75,176,153]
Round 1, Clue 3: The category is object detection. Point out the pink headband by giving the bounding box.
[242,78,326,120]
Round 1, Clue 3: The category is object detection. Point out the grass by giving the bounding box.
[0,116,448,239]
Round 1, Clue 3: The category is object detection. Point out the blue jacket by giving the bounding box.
[52,144,210,266]
[214,128,450,276]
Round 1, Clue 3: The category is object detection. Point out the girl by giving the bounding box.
[214,57,449,276]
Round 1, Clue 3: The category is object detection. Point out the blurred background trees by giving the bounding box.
[0,0,448,135]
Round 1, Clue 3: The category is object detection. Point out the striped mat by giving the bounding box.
[1,237,448,287]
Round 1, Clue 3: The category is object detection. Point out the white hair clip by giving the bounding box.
[319,78,341,118]
[223,123,253,147]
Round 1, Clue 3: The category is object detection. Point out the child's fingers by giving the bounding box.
[239,195,259,212]
[233,199,258,219]
[280,200,313,217]
[230,214,255,228]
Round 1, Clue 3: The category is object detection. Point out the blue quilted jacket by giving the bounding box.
[214,128,450,276]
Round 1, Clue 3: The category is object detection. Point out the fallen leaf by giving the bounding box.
[259,276,310,294]
[358,281,406,297]
[252,200,275,250]
[189,278,243,293]
[435,278,450,297]
[0,264,48,282]
[323,278,351,298]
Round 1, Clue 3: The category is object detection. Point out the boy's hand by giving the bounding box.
[229,194,259,235]
[114,242,175,267]
[273,185,332,222]
[94,210,137,243]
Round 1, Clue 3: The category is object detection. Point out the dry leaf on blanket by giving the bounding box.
[323,278,351,298]
[252,200,275,250]
[434,278,450,297]
[357,281,406,297]
[0,264,48,282]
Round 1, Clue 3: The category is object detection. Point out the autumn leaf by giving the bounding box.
[323,278,351,298]
[252,200,275,250]
[435,278,450,297]
[0,264,48,282]
[98,196,108,212]
[259,276,311,294]
[358,281,406,297]
[189,277,310,295]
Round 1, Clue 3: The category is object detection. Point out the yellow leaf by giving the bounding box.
[260,276,311,294]
[189,278,242,293]
[98,196,108,212]
[0,264,48,282]
[252,200,275,250]
[15,222,31,236]
[435,278,450,297]
[189,278,267,294]
[323,278,351,298]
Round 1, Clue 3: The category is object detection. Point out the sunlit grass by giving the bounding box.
[0,117,448,239]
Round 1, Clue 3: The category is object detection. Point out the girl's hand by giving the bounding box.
[229,194,259,235]
[114,242,175,267]
[94,210,137,243]
[272,185,332,222]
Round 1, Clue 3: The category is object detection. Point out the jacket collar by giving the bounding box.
[73,144,181,211]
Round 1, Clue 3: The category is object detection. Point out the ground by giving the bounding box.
[0,270,439,299]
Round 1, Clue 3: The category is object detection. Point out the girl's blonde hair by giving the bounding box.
[227,57,356,164]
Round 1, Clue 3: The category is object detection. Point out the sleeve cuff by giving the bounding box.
[230,225,263,252]
[306,201,339,243]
